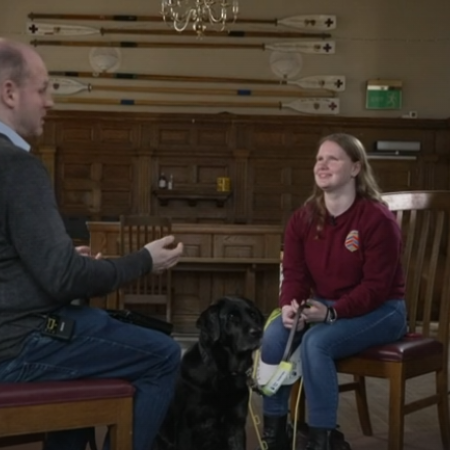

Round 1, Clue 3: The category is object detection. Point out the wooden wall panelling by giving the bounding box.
[369,159,418,191]
[246,124,324,224]
[134,154,152,214]
[249,157,315,225]
[35,145,56,186]
[56,152,135,221]
[152,155,233,223]
[233,149,250,224]
[37,112,450,227]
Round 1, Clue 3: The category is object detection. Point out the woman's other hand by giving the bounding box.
[300,299,328,323]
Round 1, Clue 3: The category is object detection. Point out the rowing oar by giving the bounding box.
[48,71,346,92]
[31,39,336,54]
[27,21,332,39]
[55,96,340,115]
[28,13,337,30]
[49,77,334,98]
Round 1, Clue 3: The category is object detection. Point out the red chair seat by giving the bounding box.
[0,379,134,408]
[356,334,443,362]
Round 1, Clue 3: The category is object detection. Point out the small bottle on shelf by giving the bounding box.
[158,173,167,189]
[168,174,174,190]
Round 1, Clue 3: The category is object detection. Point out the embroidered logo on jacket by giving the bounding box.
[345,230,359,252]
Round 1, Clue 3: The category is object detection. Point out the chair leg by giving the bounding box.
[353,375,373,436]
[436,368,450,449]
[388,365,406,450]
[109,399,133,450]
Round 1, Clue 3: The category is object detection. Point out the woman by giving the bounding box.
[259,133,407,450]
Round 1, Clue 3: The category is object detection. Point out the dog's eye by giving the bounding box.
[227,312,239,321]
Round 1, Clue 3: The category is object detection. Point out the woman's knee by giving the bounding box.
[301,325,328,359]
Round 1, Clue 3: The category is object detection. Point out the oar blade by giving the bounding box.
[49,77,89,95]
[289,75,346,92]
[277,15,337,30]
[266,41,335,54]
[283,98,340,115]
[26,21,99,36]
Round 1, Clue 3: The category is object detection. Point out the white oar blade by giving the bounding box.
[266,41,335,54]
[26,21,100,36]
[289,76,346,92]
[49,77,89,95]
[283,98,340,115]
[277,15,337,30]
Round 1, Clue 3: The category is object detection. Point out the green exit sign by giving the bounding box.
[366,79,402,110]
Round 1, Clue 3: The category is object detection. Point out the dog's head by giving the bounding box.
[196,296,265,353]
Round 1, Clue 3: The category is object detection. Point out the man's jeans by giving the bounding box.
[261,299,407,428]
[0,305,181,450]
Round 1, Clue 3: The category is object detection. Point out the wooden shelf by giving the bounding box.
[153,189,231,207]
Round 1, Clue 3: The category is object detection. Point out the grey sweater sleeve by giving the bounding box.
[5,150,153,302]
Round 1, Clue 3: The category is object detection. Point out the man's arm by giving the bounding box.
[6,152,153,302]
[279,209,313,308]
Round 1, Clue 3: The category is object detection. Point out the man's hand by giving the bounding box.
[75,245,102,259]
[281,300,306,330]
[144,235,183,273]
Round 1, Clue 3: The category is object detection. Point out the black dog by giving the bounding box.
[152,295,265,450]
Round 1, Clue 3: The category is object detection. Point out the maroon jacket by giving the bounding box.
[280,196,405,318]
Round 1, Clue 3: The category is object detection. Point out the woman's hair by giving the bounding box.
[0,41,30,87]
[305,133,384,232]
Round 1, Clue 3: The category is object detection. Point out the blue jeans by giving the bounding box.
[0,305,181,450]
[261,299,406,428]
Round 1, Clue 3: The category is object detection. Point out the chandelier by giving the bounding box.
[161,0,239,36]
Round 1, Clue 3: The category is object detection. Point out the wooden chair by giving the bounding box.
[0,379,134,449]
[119,215,173,323]
[291,190,450,450]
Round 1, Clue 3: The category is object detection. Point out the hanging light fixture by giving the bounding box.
[161,0,239,36]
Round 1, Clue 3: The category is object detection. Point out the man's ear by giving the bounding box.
[0,80,18,108]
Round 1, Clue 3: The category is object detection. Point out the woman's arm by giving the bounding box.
[333,210,404,318]
[279,209,314,308]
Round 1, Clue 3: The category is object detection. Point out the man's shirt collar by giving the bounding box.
[0,121,31,152]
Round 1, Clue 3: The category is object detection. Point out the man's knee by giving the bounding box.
[166,337,182,371]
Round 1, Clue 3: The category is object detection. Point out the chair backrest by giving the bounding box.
[120,215,172,254]
[119,215,172,306]
[381,191,450,351]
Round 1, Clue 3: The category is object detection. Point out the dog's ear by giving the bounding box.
[196,304,221,342]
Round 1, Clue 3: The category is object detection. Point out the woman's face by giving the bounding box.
[314,140,361,193]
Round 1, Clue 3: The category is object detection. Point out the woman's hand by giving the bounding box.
[281,300,306,330]
[300,299,328,323]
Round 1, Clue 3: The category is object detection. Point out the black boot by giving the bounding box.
[257,415,289,450]
[305,427,352,450]
[305,427,332,450]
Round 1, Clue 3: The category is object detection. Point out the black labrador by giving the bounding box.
[152,295,265,450]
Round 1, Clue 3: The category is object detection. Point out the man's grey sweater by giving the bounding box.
[0,134,153,362]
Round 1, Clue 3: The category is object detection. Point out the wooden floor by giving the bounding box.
[2,366,446,450]
[248,372,446,450]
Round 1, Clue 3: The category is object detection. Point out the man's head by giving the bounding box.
[0,39,53,138]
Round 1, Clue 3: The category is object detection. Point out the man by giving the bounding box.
[0,39,184,450]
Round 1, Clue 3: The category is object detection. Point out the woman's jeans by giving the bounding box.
[0,305,181,450]
[261,299,407,429]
